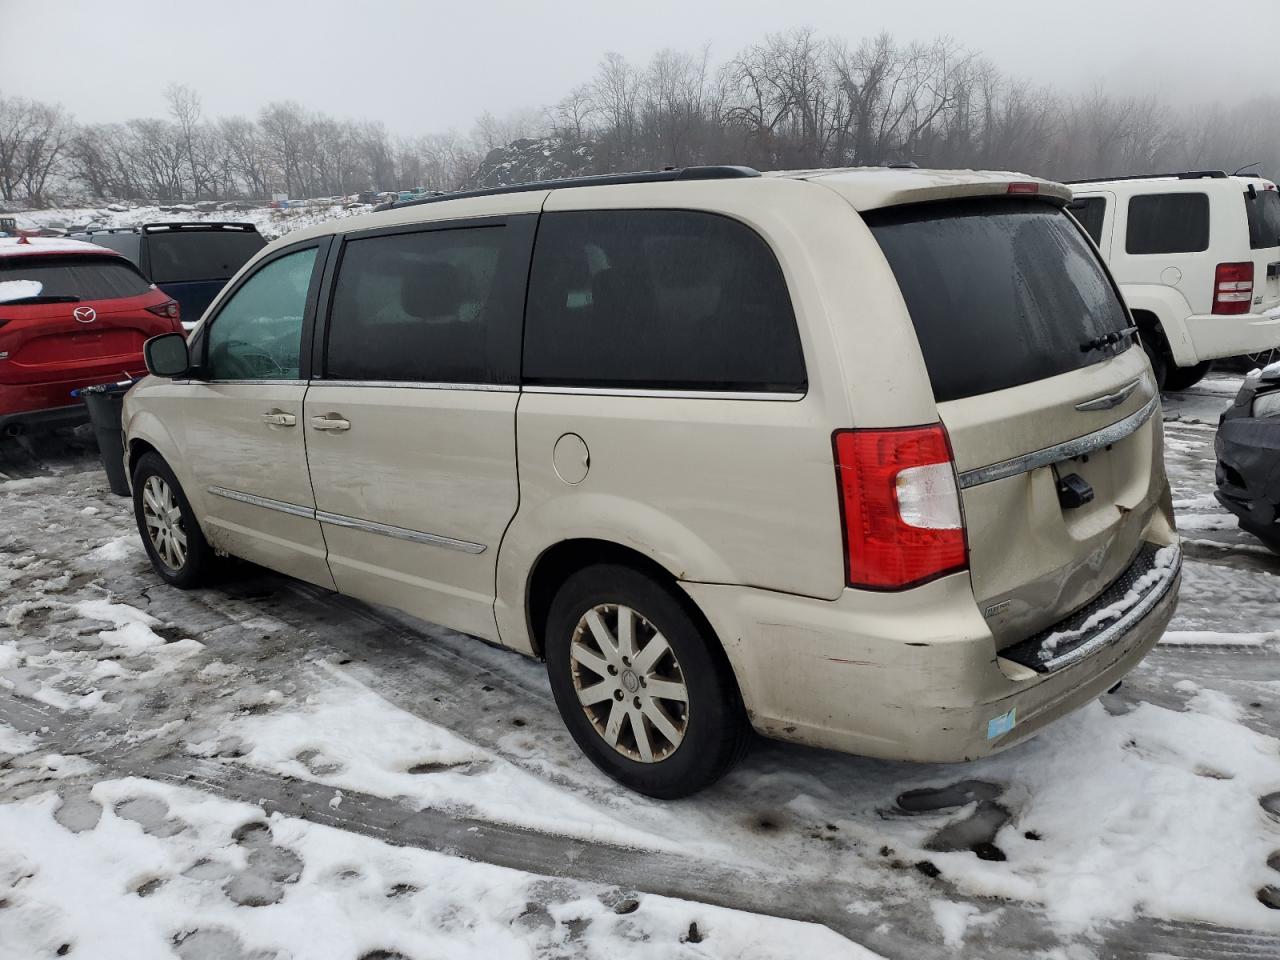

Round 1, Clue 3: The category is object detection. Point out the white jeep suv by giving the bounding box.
[1068,170,1280,390]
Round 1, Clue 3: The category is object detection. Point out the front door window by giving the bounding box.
[205,247,316,380]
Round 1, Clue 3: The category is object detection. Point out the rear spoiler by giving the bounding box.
[141,222,260,234]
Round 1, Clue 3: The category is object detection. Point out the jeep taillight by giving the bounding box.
[832,424,968,591]
[1213,262,1254,315]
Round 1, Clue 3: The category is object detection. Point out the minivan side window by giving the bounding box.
[1066,196,1107,246]
[324,223,526,384]
[1125,193,1210,255]
[523,210,806,392]
[204,247,317,381]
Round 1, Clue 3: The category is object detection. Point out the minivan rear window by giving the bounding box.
[146,230,266,284]
[0,254,153,300]
[1246,189,1280,250]
[866,199,1131,403]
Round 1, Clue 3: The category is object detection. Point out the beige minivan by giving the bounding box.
[126,166,1181,797]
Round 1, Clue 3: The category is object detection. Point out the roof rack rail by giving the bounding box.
[1064,170,1228,185]
[140,222,258,232]
[382,165,762,210]
[73,226,140,235]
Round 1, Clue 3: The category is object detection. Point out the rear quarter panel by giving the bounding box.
[495,178,936,654]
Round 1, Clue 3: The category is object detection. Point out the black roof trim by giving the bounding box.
[140,222,260,233]
[380,165,762,210]
[1065,170,1229,185]
[70,226,140,235]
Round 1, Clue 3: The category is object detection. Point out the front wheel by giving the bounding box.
[544,564,750,798]
[131,452,215,588]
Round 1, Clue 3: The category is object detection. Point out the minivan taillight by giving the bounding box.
[832,425,968,590]
[1213,262,1254,315]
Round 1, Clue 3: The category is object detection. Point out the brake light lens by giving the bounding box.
[832,424,968,590]
[1006,182,1040,195]
[1213,262,1254,315]
[146,300,179,320]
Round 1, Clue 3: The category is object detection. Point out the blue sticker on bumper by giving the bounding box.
[987,708,1017,740]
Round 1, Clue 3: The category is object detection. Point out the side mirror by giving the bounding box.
[144,332,191,378]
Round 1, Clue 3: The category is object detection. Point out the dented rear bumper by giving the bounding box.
[683,545,1179,762]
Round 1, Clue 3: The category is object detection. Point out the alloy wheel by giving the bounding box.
[568,603,690,763]
[141,475,188,571]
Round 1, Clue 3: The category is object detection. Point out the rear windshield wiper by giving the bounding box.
[1080,325,1138,354]
[1,295,81,305]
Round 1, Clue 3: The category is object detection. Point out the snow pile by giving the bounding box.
[218,664,698,853]
[0,777,875,960]
[905,696,1280,934]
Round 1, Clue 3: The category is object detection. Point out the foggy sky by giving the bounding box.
[4,0,1275,134]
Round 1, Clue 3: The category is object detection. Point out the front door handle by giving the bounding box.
[310,415,351,432]
[261,411,296,426]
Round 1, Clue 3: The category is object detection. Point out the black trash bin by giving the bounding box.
[79,381,133,497]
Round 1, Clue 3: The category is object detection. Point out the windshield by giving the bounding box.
[867,198,1131,403]
[146,230,266,283]
[0,254,153,301]
[1246,189,1280,250]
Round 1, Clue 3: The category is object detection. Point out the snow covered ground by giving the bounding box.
[12,200,371,243]
[1,375,1279,959]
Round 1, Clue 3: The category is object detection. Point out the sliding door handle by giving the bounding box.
[310,415,351,432]
[261,411,296,426]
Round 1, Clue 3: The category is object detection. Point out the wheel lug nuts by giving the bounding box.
[614,690,624,701]
[607,665,617,675]
[621,656,630,666]
[632,696,641,708]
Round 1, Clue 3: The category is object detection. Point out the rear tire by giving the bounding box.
[1140,336,1169,391]
[1163,360,1213,392]
[544,564,750,798]
[131,451,215,588]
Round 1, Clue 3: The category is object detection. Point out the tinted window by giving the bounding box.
[1125,193,1209,254]
[0,254,152,300]
[84,233,141,262]
[324,221,529,384]
[867,199,1131,403]
[147,230,266,283]
[1246,189,1280,250]
[205,247,316,380]
[1066,196,1107,246]
[523,210,805,392]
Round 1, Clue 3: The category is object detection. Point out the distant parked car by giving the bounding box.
[0,237,183,435]
[1215,362,1280,550]
[67,222,266,329]
[357,191,379,204]
[1068,171,1280,391]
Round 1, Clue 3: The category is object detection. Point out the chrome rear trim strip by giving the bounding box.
[316,510,486,554]
[207,485,316,519]
[958,393,1159,490]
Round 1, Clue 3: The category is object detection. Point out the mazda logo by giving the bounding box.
[73,306,96,324]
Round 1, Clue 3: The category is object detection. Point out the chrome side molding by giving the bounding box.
[958,393,1159,489]
[207,485,316,519]
[205,486,486,554]
[315,510,486,554]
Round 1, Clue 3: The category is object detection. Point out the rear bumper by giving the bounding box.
[0,371,144,425]
[0,403,89,433]
[1185,309,1280,363]
[1215,416,1280,547]
[684,543,1179,762]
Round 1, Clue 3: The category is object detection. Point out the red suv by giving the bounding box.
[0,237,184,435]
